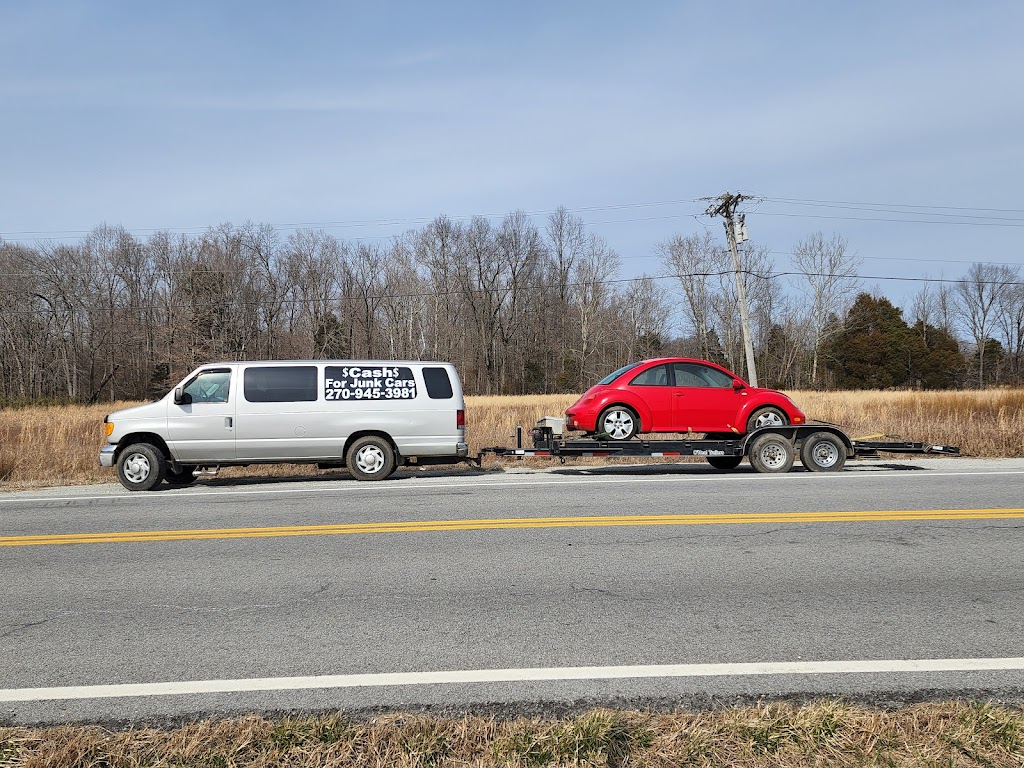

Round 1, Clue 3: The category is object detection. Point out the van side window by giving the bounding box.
[182,369,231,404]
[423,367,454,399]
[243,366,317,403]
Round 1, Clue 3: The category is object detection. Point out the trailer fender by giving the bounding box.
[741,425,854,458]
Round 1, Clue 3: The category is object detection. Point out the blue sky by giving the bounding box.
[1,1,1021,306]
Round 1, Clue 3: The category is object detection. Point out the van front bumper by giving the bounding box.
[99,445,116,467]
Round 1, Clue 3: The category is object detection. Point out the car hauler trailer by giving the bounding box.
[475,418,959,474]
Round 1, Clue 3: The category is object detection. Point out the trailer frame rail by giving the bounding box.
[473,422,959,474]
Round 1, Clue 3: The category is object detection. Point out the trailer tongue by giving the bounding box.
[477,419,959,474]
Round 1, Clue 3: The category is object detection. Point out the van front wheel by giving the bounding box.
[116,443,167,491]
[347,436,397,481]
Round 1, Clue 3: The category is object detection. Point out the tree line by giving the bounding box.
[0,208,1022,405]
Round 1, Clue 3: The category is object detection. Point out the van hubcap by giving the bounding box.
[123,453,151,483]
[355,445,386,474]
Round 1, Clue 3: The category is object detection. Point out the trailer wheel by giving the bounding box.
[799,431,847,472]
[748,433,795,474]
[347,435,397,481]
[707,456,743,470]
[597,406,639,440]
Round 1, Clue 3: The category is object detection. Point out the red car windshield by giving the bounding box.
[597,363,641,386]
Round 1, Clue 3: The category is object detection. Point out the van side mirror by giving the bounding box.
[732,379,745,391]
[173,387,191,405]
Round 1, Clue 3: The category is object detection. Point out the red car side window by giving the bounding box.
[630,364,670,386]
[673,362,733,388]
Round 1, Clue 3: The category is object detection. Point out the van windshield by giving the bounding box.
[597,363,640,386]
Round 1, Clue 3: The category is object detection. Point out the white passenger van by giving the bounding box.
[99,361,468,490]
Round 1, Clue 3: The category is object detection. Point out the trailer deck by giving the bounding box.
[477,421,959,474]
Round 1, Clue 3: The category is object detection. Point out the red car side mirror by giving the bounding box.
[732,379,745,390]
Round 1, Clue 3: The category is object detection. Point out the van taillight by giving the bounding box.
[457,409,465,428]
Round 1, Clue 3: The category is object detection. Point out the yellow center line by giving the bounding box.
[1,508,1022,547]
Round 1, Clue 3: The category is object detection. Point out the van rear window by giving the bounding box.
[423,367,454,399]
[243,366,317,402]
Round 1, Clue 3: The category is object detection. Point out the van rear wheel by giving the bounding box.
[347,435,397,481]
[165,465,198,486]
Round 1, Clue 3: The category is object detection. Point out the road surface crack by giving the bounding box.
[0,617,53,640]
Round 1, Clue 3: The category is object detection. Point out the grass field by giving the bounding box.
[0,389,1022,489]
[2,702,1022,766]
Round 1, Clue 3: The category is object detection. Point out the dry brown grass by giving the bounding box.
[1,701,1022,767]
[0,389,1021,490]
[789,388,1024,459]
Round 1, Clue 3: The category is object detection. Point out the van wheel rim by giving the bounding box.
[759,443,787,469]
[812,442,839,467]
[123,453,151,483]
[754,411,784,428]
[355,445,386,474]
[602,410,634,439]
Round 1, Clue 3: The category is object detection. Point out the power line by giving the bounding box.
[6,192,1024,240]
[757,212,1024,228]
[0,199,705,240]
[764,196,1024,215]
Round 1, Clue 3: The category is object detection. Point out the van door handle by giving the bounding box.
[225,417,233,429]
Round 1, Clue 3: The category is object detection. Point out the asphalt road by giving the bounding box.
[2,457,1024,724]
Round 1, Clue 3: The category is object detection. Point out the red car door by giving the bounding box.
[671,362,747,433]
[627,363,674,431]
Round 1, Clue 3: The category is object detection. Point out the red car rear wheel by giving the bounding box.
[598,406,639,440]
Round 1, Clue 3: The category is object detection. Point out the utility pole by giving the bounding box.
[703,192,758,387]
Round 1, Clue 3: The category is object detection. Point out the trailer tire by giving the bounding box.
[597,406,639,440]
[707,456,743,470]
[347,435,397,481]
[799,431,847,472]
[748,433,795,474]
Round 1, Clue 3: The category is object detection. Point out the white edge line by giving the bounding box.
[3,469,1024,506]
[4,658,1024,702]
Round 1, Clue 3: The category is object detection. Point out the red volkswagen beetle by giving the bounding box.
[565,358,805,440]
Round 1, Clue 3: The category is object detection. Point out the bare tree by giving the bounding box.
[955,263,1012,387]
[619,276,670,363]
[657,232,727,360]
[993,266,1024,381]
[568,235,620,386]
[790,232,861,386]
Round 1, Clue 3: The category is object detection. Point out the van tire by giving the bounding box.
[347,435,397,481]
[116,442,167,491]
[165,465,198,486]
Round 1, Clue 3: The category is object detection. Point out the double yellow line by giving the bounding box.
[2,508,1023,547]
